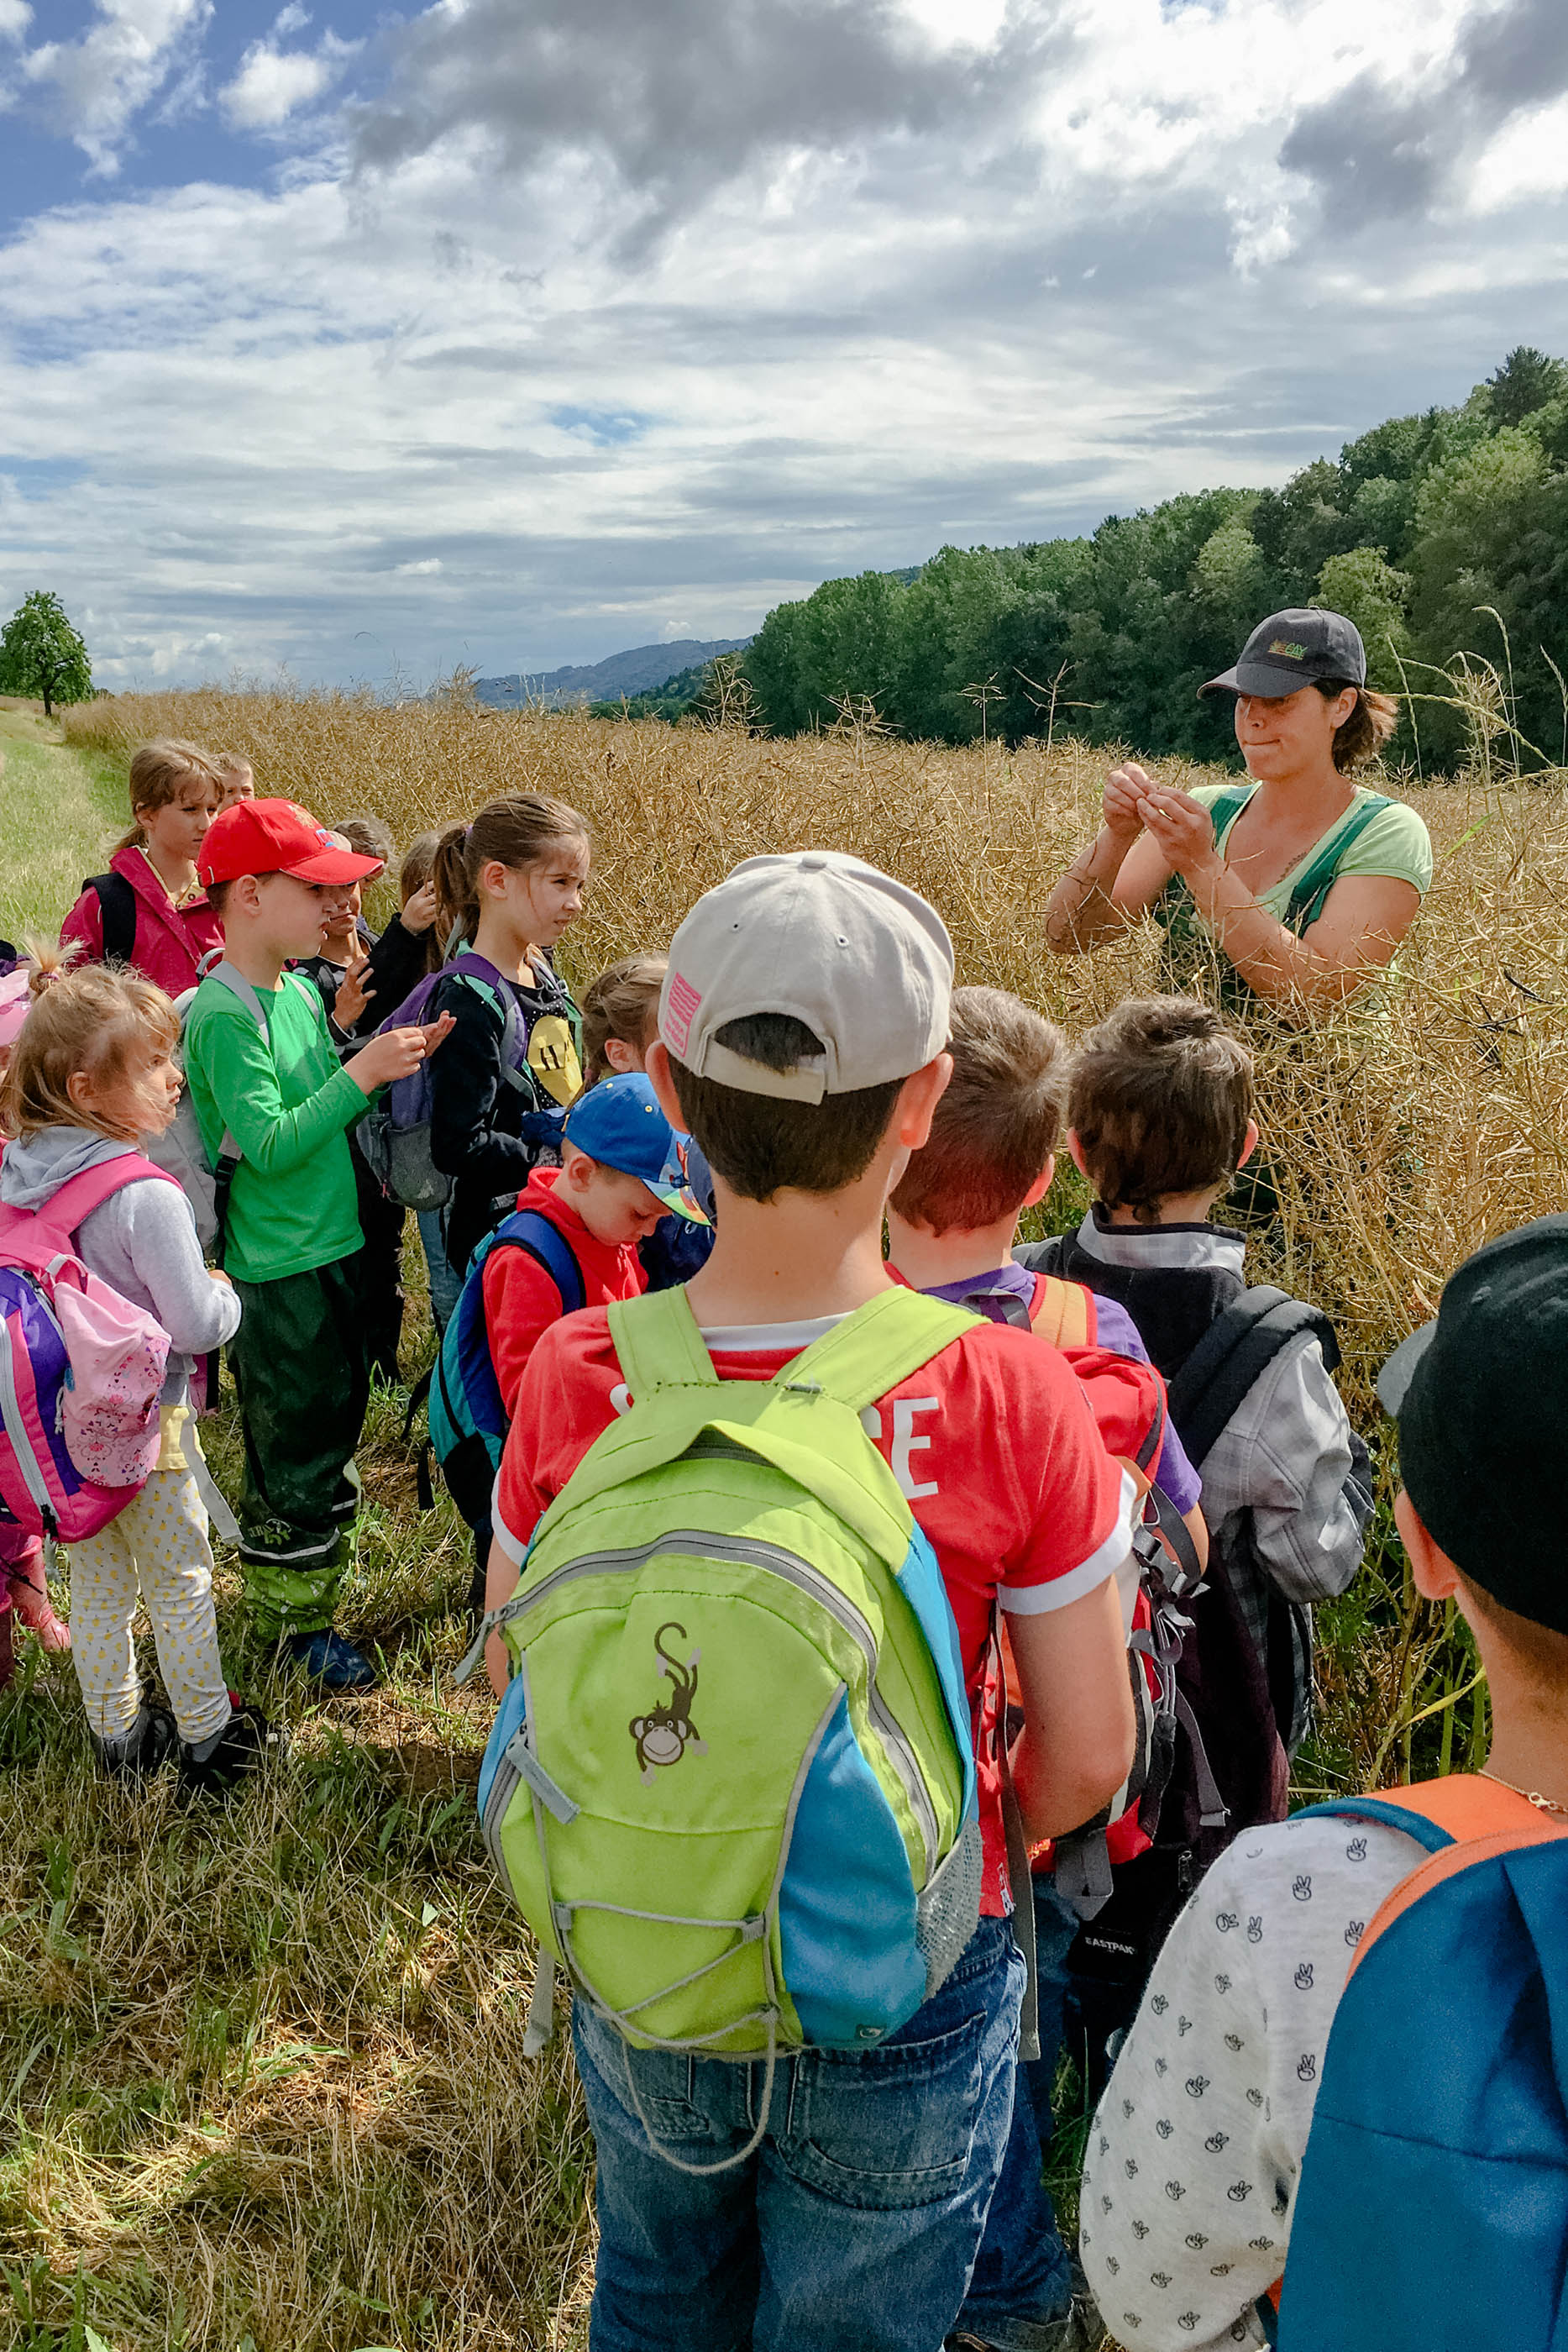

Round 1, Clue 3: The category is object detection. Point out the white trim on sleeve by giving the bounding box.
[998,1467,1138,1616]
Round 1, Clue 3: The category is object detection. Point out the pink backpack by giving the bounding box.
[0,1157,180,1549]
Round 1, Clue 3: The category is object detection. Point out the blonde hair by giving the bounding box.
[432,794,588,948]
[118,738,223,852]
[2,948,180,1141]
[581,953,667,1082]
[212,751,253,780]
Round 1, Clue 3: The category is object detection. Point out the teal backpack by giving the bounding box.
[459,1284,983,2150]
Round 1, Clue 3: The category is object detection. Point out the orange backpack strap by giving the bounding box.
[1344,1777,1568,1982]
[1026,1272,1093,1352]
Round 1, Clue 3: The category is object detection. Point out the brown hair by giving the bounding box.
[582,953,667,1084]
[432,794,588,948]
[668,1014,902,1203]
[890,986,1066,1234]
[400,832,438,900]
[1317,680,1400,772]
[338,812,396,867]
[1068,995,1253,1221]
[118,738,223,851]
[2,948,180,1141]
[212,751,252,780]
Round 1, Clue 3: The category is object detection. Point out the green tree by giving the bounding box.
[1312,546,1413,691]
[1482,346,1568,428]
[0,591,93,717]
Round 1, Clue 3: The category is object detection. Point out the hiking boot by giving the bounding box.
[7,1563,71,1651]
[179,1700,288,1794]
[92,1700,178,1781]
[285,1628,378,1693]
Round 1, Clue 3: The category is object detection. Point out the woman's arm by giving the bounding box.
[1135,785,1419,1007]
[1044,764,1177,953]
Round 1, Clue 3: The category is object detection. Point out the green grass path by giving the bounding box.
[0,701,128,945]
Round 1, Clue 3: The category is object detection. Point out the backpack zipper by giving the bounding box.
[511,1529,940,1874]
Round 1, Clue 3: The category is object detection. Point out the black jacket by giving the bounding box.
[427,957,582,1281]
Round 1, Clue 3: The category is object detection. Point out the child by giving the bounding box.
[1015,996,1371,2068]
[213,754,255,808]
[0,966,70,1686]
[1082,1215,1568,2349]
[886,984,1205,2352]
[294,823,441,1382]
[580,949,714,1291]
[437,1072,696,1620]
[60,740,224,996]
[0,957,277,1788]
[182,799,451,1692]
[482,850,1141,2352]
[389,831,457,1332]
[427,795,588,1296]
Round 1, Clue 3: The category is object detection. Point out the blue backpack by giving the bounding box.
[1273,1776,1568,2351]
[427,1208,585,1529]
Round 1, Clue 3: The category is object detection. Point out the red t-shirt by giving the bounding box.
[483,1167,647,1417]
[494,1299,1136,1913]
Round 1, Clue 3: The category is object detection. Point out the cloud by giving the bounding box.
[0,0,31,44]
[220,26,358,131]
[395,556,443,574]
[1281,0,1568,228]
[12,0,210,173]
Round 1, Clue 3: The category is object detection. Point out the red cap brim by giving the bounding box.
[278,849,385,884]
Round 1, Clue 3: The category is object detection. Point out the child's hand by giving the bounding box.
[345,1024,438,1094]
[1103,763,1151,844]
[333,950,377,1032]
[401,881,439,935]
[420,1011,455,1056]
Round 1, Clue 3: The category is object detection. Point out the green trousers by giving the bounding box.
[228,1255,370,1639]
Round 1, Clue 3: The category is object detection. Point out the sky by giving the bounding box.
[2,0,1566,691]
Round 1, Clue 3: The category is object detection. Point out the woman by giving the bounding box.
[1045,609,1432,1013]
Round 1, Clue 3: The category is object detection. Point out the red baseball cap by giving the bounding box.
[197,798,385,889]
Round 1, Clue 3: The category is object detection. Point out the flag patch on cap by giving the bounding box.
[664,969,701,1056]
[1268,639,1308,660]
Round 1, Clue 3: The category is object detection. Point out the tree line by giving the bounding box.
[739,347,1568,772]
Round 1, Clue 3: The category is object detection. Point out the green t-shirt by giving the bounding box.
[184,969,368,1283]
[1187,782,1434,917]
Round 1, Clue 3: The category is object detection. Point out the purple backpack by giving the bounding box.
[0,1156,180,1551]
[354,953,548,1211]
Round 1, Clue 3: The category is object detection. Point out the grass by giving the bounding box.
[2,683,1564,2348]
[0,701,128,946]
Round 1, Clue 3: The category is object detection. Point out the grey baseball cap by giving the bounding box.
[658,851,953,1102]
[1199,607,1367,699]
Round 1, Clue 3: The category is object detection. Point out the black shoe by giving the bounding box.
[92,1701,178,1781]
[179,1700,288,1794]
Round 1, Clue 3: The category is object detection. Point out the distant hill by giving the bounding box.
[475,638,751,710]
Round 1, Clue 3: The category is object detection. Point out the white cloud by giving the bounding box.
[0,1,33,45]
[0,0,1565,686]
[220,29,355,130]
[13,0,210,173]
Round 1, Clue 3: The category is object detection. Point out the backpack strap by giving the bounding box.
[86,870,138,966]
[31,1152,180,1240]
[1026,1273,1093,1350]
[1164,1288,1338,1470]
[780,1289,978,1415]
[607,1285,724,1399]
[489,1211,587,1317]
[1282,791,1393,936]
[449,960,539,1100]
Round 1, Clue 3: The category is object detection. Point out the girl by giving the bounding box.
[0,955,278,1789]
[427,795,589,1294]
[0,966,70,1686]
[579,949,715,1292]
[60,739,225,998]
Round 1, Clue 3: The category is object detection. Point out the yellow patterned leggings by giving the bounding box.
[70,1469,232,1746]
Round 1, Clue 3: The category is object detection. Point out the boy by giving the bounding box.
[485,851,1141,2352]
[438,1071,699,1620]
[185,798,450,1691]
[1015,997,1370,2078]
[213,754,254,807]
[1081,1214,1568,2349]
[885,984,1207,2352]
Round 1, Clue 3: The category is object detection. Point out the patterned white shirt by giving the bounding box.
[1079,1811,1425,2349]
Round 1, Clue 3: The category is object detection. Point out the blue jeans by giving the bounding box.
[572,1914,1024,2352]
[956,1875,1083,2349]
[417,1207,461,1338]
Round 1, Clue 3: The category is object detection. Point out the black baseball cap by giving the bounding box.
[1199,607,1367,699]
[1377,1215,1568,1630]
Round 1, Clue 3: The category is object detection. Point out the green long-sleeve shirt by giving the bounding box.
[184,969,369,1282]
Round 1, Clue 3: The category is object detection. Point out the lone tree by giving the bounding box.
[0,591,94,717]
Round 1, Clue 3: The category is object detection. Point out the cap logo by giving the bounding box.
[1268,639,1308,660]
[664,969,700,1057]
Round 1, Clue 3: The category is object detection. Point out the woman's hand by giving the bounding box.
[1132,782,1219,884]
[1103,763,1152,845]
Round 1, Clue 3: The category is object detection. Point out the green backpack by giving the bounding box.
[462,1284,983,2121]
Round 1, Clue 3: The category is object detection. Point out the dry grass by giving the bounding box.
[5,684,1560,2350]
